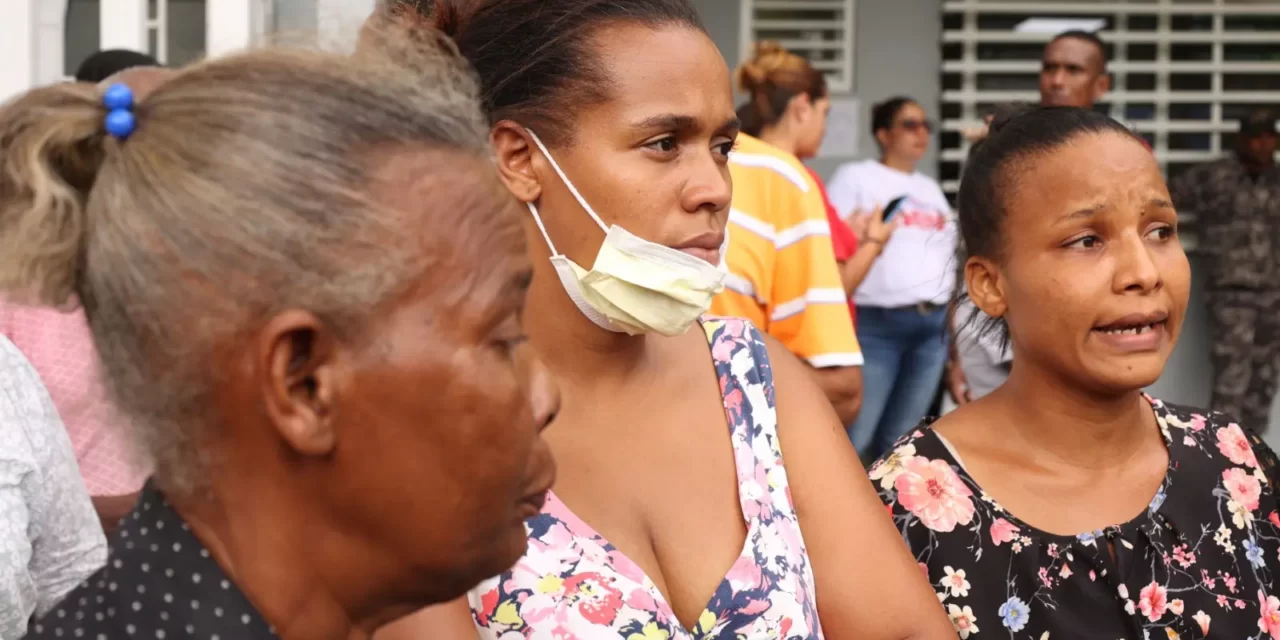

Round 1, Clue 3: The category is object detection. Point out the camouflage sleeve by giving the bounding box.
[1249,427,1280,489]
[1170,165,1206,219]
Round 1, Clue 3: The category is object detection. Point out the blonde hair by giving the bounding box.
[0,24,489,493]
[734,41,827,136]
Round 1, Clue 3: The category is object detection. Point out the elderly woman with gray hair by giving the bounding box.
[2,20,557,640]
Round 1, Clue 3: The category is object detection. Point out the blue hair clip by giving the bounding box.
[102,83,136,140]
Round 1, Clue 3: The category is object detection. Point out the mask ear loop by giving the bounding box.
[526,130,609,234]
[526,202,562,257]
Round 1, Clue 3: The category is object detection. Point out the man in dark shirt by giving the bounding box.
[1172,109,1280,433]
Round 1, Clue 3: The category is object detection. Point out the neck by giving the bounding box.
[171,471,422,640]
[758,124,801,158]
[990,357,1157,470]
[1237,149,1273,174]
[524,261,651,386]
[879,154,915,174]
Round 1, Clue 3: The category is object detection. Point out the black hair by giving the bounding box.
[1048,30,1108,72]
[74,49,160,83]
[870,96,916,139]
[956,103,1144,343]
[410,0,706,145]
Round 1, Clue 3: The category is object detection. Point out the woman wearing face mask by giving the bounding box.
[375,2,955,639]
[734,41,897,321]
[871,104,1280,638]
[826,97,957,460]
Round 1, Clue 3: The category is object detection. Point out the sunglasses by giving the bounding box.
[897,119,934,133]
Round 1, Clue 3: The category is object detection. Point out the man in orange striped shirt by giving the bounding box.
[712,133,864,424]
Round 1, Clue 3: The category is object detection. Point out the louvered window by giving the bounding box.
[741,0,856,93]
[939,0,1280,221]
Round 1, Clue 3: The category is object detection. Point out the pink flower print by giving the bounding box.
[1219,424,1260,468]
[475,589,500,626]
[1271,511,1280,529]
[1089,570,1096,582]
[1172,545,1196,569]
[1217,595,1230,609]
[990,518,1020,547]
[1191,415,1207,431]
[1224,468,1263,511]
[1193,610,1211,635]
[1202,570,1216,589]
[1263,591,1280,637]
[1139,582,1169,622]
[1047,543,1059,558]
[624,587,656,612]
[725,556,763,591]
[1038,567,1052,588]
[561,573,624,626]
[1225,574,1239,594]
[1169,599,1185,616]
[894,457,976,532]
[1059,564,1073,579]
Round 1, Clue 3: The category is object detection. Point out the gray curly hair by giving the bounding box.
[0,21,490,494]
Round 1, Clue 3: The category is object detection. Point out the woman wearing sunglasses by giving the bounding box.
[826,97,957,460]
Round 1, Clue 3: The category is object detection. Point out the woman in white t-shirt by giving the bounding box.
[826,97,958,459]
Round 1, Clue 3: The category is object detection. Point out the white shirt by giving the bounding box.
[0,335,107,638]
[953,298,1012,400]
[826,160,958,308]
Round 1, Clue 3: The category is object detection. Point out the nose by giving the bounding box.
[1114,234,1162,294]
[681,149,733,214]
[520,346,560,434]
[1045,69,1068,89]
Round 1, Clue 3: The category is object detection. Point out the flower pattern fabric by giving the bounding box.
[468,317,823,639]
[872,397,1280,639]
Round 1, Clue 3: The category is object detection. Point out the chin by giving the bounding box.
[470,520,532,583]
[1086,357,1167,393]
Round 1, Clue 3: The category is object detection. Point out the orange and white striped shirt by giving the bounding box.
[712,134,862,368]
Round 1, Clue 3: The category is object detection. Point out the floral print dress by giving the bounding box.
[467,317,824,640]
[871,397,1280,639]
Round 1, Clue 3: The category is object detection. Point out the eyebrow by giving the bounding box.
[1056,198,1176,223]
[628,114,742,134]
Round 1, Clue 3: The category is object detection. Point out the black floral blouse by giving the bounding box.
[871,397,1280,639]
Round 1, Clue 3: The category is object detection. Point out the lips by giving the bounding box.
[1093,311,1169,334]
[677,247,720,264]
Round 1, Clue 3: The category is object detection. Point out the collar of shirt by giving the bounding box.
[24,482,277,640]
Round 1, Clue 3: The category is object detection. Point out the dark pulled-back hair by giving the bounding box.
[871,96,916,136]
[956,103,1144,342]
[397,0,706,144]
[1049,29,1109,71]
[734,41,827,137]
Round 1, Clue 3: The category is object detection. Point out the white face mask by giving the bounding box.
[525,130,728,337]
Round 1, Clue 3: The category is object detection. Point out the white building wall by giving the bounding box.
[0,0,37,104]
[98,0,148,52]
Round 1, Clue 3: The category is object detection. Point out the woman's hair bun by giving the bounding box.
[734,40,787,94]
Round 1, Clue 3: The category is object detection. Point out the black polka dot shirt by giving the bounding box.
[22,483,276,639]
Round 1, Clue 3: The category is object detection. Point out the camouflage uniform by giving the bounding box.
[1172,156,1280,432]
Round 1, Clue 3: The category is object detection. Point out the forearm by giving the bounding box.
[838,241,884,297]
[806,365,863,425]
